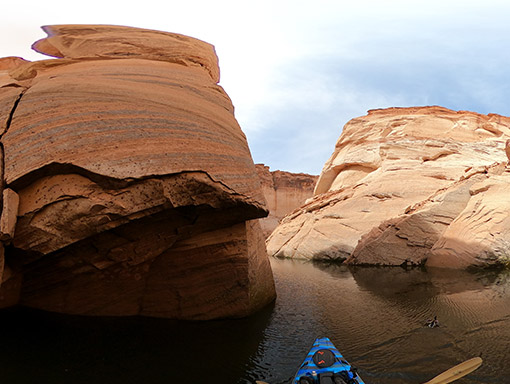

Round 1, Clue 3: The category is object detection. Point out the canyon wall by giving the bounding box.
[0,25,275,319]
[267,106,510,268]
[255,164,318,237]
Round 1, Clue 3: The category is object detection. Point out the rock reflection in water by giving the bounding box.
[0,259,508,384]
[0,302,274,384]
[245,259,510,384]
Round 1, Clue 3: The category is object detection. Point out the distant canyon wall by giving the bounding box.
[0,25,275,319]
[255,164,318,238]
[267,106,510,269]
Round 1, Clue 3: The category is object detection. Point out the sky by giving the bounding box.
[2,0,510,175]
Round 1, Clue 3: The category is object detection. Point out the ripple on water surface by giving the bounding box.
[0,259,508,384]
[244,259,510,384]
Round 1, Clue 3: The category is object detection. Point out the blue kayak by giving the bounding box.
[293,337,365,384]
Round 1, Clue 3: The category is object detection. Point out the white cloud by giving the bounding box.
[3,0,510,174]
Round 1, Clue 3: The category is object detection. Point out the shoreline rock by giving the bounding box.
[267,106,510,269]
[0,25,276,319]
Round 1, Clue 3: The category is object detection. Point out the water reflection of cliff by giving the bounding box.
[314,263,510,299]
[0,302,275,384]
[309,262,510,384]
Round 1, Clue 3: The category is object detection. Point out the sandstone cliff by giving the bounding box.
[255,164,318,237]
[0,25,275,319]
[267,106,510,268]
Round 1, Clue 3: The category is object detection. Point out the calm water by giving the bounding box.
[0,258,509,384]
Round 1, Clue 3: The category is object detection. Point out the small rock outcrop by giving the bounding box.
[267,106,510,268]
[505,139,510,163]
[255,164,318,237]
[0,25,275,319]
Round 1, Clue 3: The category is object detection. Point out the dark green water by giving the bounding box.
[1,258,509,384]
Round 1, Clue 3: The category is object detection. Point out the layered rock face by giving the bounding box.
[255,164,318,237]
[0,25,275,319]
[267,106,510,268]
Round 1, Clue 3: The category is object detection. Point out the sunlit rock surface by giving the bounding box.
[0,25,275,319]
[255,164,318,238]
[267,106,510,268]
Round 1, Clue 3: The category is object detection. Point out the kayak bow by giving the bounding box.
[293,337,365,384]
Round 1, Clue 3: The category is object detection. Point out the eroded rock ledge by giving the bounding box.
[267,106,510,269]
[0,25,275,319]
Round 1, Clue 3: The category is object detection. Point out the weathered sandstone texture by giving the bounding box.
[0,25,275,319]
[267,106,510,268]
[255,164,318,237]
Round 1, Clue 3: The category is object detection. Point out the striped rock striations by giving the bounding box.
[0,25,275,319]
[255,164,318,238]
[267,106,510,268]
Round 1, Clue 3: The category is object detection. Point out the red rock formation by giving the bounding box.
[267,106,510,268]
[0,57,30,71]
[256,164,318,237]
[0,25,275,319]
